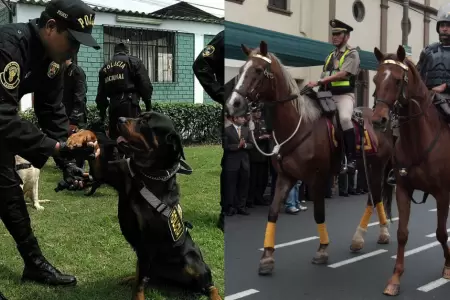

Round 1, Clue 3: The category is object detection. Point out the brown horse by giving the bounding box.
[225,40,393,275]
[371,45,450,296]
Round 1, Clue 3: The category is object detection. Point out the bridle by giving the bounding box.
[374,59,425,126]
[232,53,302,157]
[232,54,298,105]
[375,59,441,180]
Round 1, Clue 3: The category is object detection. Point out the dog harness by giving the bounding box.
[125,158,187,244]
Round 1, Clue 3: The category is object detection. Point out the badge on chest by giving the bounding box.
[47,62,60,79]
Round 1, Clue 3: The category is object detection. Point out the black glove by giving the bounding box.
[59,141,96,161]
[62,163,87,190]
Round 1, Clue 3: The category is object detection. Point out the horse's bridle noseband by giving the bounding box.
[233,54,298,105]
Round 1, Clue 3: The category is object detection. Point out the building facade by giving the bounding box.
[2,0,223,111]
[225,0,447,107]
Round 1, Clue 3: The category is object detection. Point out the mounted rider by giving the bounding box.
[307,19,361,173]
[387,3,450,185]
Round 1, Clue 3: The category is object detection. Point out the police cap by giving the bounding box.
[329,19,353,33]
[44,0,100,50]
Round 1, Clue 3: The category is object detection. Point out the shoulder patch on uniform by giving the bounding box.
[0,61,20,90]
[47,61,60,78]
[202,45,215,57]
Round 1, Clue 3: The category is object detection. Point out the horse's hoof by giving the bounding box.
[377,235,390,245]
[383,283,400,296]
[311,251,329,264]
[350,241,364,253]
[443,266,450,279]
[258,257,275,275]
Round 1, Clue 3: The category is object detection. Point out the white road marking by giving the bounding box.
[417,278,450,292]
[225,289,259,300]
[429,206,450,212]
[328,249,388,268]
[367,217,399,227]
[258,236,318,251]
[425,228,450,238]
[391,241,441,258]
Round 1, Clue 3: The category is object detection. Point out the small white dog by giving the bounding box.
[15,155,50,210]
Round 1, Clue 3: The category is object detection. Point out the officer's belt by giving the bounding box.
[15,163,32,171]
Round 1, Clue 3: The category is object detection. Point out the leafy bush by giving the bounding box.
[19,102,222,145]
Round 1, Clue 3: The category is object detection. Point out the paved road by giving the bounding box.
[224,191,450,300]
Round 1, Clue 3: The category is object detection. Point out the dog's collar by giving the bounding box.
[127,158,192,182]
[16,163,32,171]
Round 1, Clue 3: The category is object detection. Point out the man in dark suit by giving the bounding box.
[222,114,253,216]
[247,105,270,207]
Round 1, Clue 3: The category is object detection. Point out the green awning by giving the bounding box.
[225,21,378,71]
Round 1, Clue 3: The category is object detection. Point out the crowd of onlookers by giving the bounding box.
[222,104,369,217]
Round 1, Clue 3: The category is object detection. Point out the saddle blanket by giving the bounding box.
[325,119,378,155]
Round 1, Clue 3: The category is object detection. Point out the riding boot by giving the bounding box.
[0,291,8,300]
[0,186,77,287]
[343,128,357,173]
[387,169,396,185]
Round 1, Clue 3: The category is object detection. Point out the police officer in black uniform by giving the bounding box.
[192,31,225,231]
[63,56,88,132]
[63,56,88,167]
[95,42,153,142]
[193,30,224,105]
[387,3,450,185]
[0,0,99,298]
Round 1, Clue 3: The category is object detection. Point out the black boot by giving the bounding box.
[18,237,77,286]
[343,128,357,173]
[387,169,396,185]
[0,291,8,300]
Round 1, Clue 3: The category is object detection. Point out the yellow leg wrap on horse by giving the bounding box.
[376,202,388,225]
[263,222,276,248]
[317,223,329,245]
[359,206,374,229]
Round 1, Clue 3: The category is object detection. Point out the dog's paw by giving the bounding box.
[67,130,98,148]
[34,204,45,211]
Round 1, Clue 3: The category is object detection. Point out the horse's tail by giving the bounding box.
[382,158,395,222]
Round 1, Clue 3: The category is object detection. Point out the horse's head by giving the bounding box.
[372,45,415,127]
[225,41,275,117]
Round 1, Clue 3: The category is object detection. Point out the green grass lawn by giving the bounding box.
[0,145,223,300]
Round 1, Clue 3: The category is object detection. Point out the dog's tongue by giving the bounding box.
[117,136,128,144]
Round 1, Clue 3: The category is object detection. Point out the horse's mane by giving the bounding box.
[249,48,321,123]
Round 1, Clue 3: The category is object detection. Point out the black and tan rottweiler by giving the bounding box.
[67,111,221,300]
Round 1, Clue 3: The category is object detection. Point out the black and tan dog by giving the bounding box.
[67,112,221,300]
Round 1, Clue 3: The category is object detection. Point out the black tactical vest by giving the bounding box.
[101,53,135,97]
[423,44,450,90]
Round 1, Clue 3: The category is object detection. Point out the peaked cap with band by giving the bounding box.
[44,0,100,50]
[329,19,354,33]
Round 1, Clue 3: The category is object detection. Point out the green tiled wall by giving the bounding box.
[76,28,195,104]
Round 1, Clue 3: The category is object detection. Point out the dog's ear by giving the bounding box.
[166,132,185,160]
